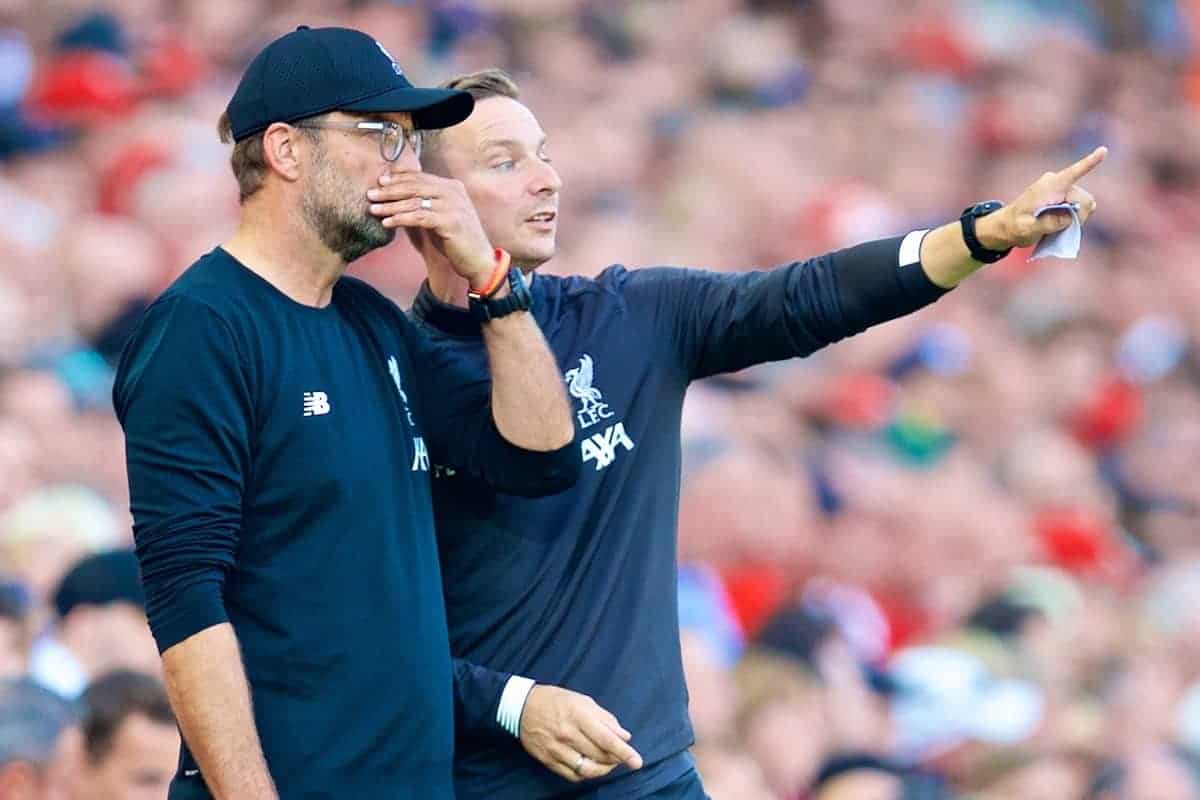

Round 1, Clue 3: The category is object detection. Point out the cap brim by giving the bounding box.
[342,87,474,130]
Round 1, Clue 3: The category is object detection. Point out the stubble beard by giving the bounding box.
[302,144,395,264]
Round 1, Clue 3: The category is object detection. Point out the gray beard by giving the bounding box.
[302,143,395,263]
[301,192,395,264]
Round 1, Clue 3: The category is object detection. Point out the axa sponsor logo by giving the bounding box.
[565,354,634,471]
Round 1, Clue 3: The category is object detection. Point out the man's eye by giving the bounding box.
[492,160,516,171]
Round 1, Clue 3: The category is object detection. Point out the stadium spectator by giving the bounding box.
[0,678,82,800]
[30,551,157,700]
[76,670,178,800]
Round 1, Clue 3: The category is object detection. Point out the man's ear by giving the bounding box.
[262,122,305,182]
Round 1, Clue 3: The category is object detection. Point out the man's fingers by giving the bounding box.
[379,166,421,183]
[539,741,582,780]
[579,717,643,770]
[368,182,439,203]
[542,742,617,783]
[560,756,617,781]
[1056,146,1107,185]
[1067,186,1098,223]
[369,198,426,218]
[593,707,632,741]
[379,171,443,192]
[562,727,614,765]
[578,758,619,780]
[380,210,436,229]
[1036,212,1074,235]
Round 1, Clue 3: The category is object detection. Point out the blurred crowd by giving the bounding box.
[0,0,1198,798]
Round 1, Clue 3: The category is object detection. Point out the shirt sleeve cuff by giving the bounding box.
[145,576,230,654]
[898,229,930,267]
[477,432,581,498]
[496,675,536,738]
[897,228,951,303]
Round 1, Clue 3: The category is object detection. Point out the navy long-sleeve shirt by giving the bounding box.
[410,236,949,799]
[112,247,577,800]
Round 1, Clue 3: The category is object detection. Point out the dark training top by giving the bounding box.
[113,248,578,800]
[411,236,950,799]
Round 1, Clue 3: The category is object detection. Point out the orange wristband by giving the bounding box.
[469,248,512,299]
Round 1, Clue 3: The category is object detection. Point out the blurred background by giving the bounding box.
[0,0,1198,798]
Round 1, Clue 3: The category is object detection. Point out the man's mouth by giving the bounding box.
[526,211,557,224]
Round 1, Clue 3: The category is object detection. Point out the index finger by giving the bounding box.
[1056,146,1107,184]
[579,718,643,770]
[379,167,428,185]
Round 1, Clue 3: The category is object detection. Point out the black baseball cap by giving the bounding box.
[226,26,474,142]
[52,550,145,619]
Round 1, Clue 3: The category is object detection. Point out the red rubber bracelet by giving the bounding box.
[470,248,512,299]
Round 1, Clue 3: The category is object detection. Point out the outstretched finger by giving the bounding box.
[1056,146,1107,185]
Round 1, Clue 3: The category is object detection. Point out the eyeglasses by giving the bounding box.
[294,119,422,162]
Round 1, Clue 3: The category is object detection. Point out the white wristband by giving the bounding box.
[497,676,536,738]
[899,228,931,267]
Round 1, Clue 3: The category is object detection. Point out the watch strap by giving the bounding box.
[960,201,1012,264]
[468,267,532,323]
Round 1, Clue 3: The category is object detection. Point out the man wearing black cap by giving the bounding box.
[380,69,1105,799]
[29,550,158,700]
[113,28,577,800]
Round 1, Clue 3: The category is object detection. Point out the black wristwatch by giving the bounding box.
[468,266,532,323]
[959,201,1012,264]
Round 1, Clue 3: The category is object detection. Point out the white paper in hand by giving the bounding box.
[1029,202,1082,261]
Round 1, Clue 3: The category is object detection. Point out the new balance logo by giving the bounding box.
[302,391,330,416]
[412,437,429,472]
[582,422,635,471]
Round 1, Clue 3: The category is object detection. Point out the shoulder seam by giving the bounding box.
[155,293,254,399]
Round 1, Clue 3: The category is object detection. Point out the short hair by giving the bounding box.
[421,69,522,172]
[0,679,77,767]
[440,68,521,101]
[217,112,320,204]
[218,112,264,203]
[80,670,174,764]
